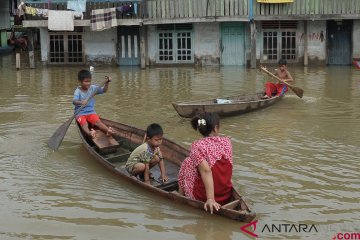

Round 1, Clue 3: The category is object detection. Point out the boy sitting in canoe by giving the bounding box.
[125,123,169,185]
[73,69,114,139]
[262,59,294,99]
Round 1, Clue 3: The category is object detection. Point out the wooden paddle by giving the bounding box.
[47,77,110,150]
[260,66,304,98]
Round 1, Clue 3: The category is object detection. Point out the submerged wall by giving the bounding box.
[194,22,220,66]
[84,28,117,65]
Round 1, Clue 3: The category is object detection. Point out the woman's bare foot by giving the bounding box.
[261,94,270,99]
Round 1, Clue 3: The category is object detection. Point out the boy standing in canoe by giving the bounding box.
[73,69,114,139]
[262,59,294,99]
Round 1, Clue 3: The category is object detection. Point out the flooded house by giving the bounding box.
[7,0,360,67]
[0,2,12,53]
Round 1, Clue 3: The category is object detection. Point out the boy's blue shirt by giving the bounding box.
[73,84,104,115]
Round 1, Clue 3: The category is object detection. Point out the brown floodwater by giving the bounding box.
[0,53,359,239]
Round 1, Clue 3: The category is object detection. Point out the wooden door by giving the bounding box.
[327,20,352,65]
[118,26,140,66]
[221,23,245,66]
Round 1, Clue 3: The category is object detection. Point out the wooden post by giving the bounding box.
[29,51,35,69]
[304,20,308,66]
[27,29,35,69]
[16,53,20,70]
[140,26,146,69]
[250,20,257,69]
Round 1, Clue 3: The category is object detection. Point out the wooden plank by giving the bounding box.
[225,0,229,16]
[234,0,239,16]
[212,0,217,16]
[185,0,189,17]
[356,0,360,14]
[292,0,297,15]
[287,2,292,15]
[319,0,323,14]
[355,0,359,14]
[193,0,198,17]
[161,0,165,18]
[151,1,156,18]
[92,130,119,151]
[333,0,336,14]
[198,0,203,17]
[170,0,175,18]
[241,0,246,16]
[245,0,249,16]
[189,0,193,17]
[348,0,351,13]
[220,0,224,16]
[179,0,184,18]
[324,0,328,14]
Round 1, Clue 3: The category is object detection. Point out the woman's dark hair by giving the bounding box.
[278,59,287,66]
[190,112,220,137]
[146,123,163,138]
[78,69,92,81]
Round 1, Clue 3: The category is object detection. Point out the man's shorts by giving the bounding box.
[76,114,100,126]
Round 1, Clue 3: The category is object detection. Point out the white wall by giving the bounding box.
[39,28,49,62]
[84,27,117,64]
[302,21,327,62]
[194,22,220,65]
[353,20,360,59]
[147,25,156,64]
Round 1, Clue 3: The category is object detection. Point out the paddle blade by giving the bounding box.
[47,117,74,150]
[289,85,304,98]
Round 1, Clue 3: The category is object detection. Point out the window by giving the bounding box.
[261,21,297,63]
[49,33,84,64]
[157,24,193,63]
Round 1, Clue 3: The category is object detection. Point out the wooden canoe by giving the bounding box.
[172,92,284,118]
[76,119,256,222]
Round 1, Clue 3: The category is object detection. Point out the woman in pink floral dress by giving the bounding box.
[178,112,233,214]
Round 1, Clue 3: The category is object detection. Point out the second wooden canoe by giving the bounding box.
[172,92,284,118]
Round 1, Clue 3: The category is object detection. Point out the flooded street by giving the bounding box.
[0,53,359,240]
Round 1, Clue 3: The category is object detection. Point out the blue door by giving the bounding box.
[327,20,352,65]
[118,26,140,66]
[221,23,245,66]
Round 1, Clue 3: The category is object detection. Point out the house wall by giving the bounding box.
[147,23,221,66]
[84,27,117,65]
[147,25,156,65]
[255,20,327,65]
[39,28,48,61]
[194,22,220,66]
[300,21,327,65]
[0,1,10,30]
[353,20,360,59]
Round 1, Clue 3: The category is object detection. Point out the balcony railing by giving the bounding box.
[23,0,360,23]
[144,0,249,19]
[24,0,142,20]
[254,0,360,19]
